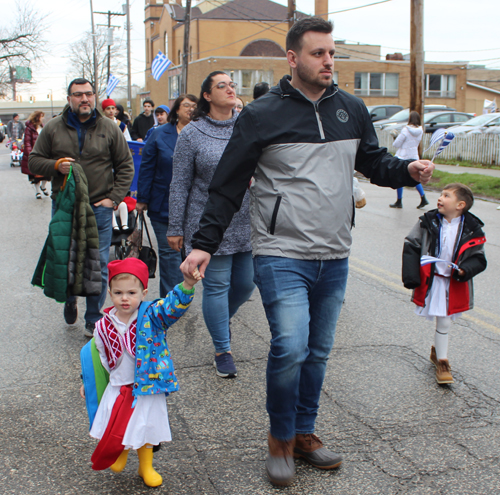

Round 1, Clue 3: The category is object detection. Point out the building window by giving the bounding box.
[169,74,181,99]
[333,71,338,84]
[354,72,399,96]
[223,69,273,96]
[178,50,181,65]
[164,32,168,59]
[425,74,456,98]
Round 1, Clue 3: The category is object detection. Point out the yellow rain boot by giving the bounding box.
[137,444,163,487]
[110,449,129,473]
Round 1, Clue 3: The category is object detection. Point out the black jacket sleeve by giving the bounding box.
[354,106,419,189]
[402,220,424,289]
[453,246,487,282]
[191,109,262,254]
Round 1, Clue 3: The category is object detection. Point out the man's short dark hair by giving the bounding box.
[253,82,270,100]
[443,183,474,212]
[67,78,94,95]
[286,17,334,53]
[143,98,155,108]
[13,113,18,118]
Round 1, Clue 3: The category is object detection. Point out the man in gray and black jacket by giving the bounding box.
[181,17,435,487]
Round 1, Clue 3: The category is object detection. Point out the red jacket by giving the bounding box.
[21,121,40,175]
[402,210,486,315]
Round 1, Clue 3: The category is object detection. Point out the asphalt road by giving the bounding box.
[1,146,499,495]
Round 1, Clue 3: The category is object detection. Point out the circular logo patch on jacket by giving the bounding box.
[337,109,349,123]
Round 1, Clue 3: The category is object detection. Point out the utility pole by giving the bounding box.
[181,0,192,94]
[90,0,99,103]
[288,0,296,30]
[95,10,125,96]
[125,0,132,114]
[410,0,424,121]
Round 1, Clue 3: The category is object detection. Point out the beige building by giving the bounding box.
[141,0,491,115]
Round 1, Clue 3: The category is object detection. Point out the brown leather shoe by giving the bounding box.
[266,433,295,486]
[294,434,342,469]
[436,359,454,384]
[430,346,439,368]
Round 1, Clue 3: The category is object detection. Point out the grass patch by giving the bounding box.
[433,158,500,170]
[427,170,500,200]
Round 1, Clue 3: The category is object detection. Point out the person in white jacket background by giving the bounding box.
[389,111,429,209]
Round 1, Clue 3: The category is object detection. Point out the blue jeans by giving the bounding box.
[57,202,114,324]
[150,218,183,297]
[202,251,255,354]
[253,255,349,441]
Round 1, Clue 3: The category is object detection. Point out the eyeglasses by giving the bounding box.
[181,103,197,108]
[69,92,95,98]
[211,82,237,91]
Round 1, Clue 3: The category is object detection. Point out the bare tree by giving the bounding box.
[68,29,126,99]
[0,1,47,98]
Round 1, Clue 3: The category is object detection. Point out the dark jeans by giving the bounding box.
[253,255,349,441]
[150,218,183,297]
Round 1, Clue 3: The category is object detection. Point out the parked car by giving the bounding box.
[0,119,5,141]
[366,104,403,122]
[447,113,500,134]
[382,111,474,134]
[373,105,457,129]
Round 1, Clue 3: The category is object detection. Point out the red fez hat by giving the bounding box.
[101,98,116,110]
[108,258,149,289]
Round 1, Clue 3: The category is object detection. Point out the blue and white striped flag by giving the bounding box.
[421,255,459,271]
[106,74,120,96]
[151,51,172,81]
[434,131,455,158]
[425,129,456,162]
[424,128,445,152]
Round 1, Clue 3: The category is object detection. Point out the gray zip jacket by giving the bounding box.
[192,75,419,260]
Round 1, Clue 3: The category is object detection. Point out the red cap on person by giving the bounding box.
[101,98,116,110]
[108,258,149,290]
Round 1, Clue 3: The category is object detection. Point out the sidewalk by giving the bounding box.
[434,163,500,178]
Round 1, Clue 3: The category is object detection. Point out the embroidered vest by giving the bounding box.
[95,313,137,370]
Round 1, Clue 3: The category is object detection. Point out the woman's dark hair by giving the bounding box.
[192,71,227,121]
[408,111,421,127]
[286,17,333,53]
[115,104,129,124]
[167,93,198,123]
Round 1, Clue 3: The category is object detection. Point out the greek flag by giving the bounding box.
[434,131,455,158]
[151,51,171,81]
[106,74,120,96]
[425,129,456,162]
[421,255,459,271]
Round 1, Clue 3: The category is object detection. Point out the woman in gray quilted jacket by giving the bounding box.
[167,71,254,379]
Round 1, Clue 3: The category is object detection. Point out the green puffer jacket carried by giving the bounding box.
[68,163,101,297]
[32,164,101,302]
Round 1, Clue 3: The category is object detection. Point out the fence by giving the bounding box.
[376,129,500,166]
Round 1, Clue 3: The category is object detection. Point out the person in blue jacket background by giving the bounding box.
[136,93,198,296]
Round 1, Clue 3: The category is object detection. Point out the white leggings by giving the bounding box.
[435,316,452,360]
[112,202,129,229]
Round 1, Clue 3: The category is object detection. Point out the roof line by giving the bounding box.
[467,81,500,95]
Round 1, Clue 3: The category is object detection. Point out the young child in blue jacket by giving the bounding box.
[80,257,200,487]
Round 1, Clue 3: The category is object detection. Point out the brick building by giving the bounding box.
[141,0,494,116]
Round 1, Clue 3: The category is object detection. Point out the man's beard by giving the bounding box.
[72,102,94,117]
[296,62,332,90]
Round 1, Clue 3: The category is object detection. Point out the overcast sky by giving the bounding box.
[4,0,500,101]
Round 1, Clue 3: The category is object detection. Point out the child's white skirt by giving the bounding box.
[415,275,461,321]
[90,384,172,450]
